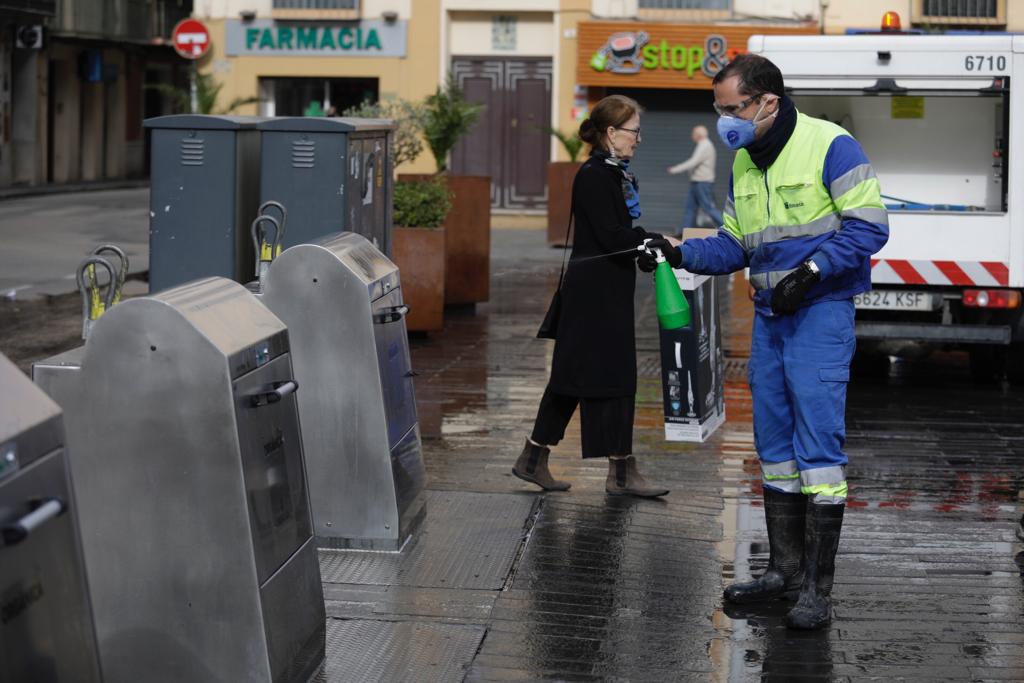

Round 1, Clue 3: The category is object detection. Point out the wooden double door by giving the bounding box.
[450,57,552,210]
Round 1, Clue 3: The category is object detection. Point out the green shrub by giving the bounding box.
[393,178,452,228]
[342,98,426,168]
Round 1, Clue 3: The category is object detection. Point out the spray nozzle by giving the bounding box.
[638,239,666,263]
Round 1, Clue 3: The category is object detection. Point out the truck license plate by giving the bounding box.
[854,290,936,311]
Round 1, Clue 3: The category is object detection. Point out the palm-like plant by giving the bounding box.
[422,76,483,173]
[146,71,259,115]
[547,127,584,163]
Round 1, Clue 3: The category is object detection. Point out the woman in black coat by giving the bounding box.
[512,94,669,498]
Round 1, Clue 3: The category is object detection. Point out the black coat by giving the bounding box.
[548,154,647,398]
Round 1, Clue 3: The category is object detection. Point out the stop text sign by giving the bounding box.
[172,19,211,60]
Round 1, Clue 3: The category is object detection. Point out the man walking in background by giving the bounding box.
[667,125,723,236]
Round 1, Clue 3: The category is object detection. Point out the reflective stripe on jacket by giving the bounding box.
[682,112,889,313]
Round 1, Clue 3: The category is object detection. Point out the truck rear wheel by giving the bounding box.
[852,348,890,378]
[1007,343,1024,385]
[969,346,1000,382]
[970,344,1024,384]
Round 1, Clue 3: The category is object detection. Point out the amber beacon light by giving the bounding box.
[881,11,902,31]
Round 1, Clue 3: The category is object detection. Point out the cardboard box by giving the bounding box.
[659,238,726,442]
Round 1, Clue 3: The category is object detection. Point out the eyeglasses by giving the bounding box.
[616,126,642,141]
[713,93,764,117]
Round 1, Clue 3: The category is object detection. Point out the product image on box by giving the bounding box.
[660,270,725,443]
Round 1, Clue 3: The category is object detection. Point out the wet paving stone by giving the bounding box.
[327,228,1024,681]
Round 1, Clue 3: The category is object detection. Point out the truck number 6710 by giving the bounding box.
[965,55,1007,71]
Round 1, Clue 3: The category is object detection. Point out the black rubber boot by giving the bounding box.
[512,439,571,491]
[724,488,807,604]
[786,502,845,630]
[605,456,669,498]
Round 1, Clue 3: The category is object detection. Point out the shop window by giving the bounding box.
[259,77,378,117]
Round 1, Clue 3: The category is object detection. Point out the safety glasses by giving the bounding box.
[713,93,764,117]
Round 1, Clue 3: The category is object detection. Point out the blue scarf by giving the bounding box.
[593,149,642,219]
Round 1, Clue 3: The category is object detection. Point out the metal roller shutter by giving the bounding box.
[609,88,732,235]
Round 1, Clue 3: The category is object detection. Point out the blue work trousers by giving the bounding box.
[681,181,724,233]
[748,300,856,501]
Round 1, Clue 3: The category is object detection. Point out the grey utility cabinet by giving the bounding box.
[145,115,268,293]
[257,117,395,257]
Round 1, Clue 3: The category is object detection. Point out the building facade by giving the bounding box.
[1,0,191,189]
[0,0,55,187]
[7,0,1020,196]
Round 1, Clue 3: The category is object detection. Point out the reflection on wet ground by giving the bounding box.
[353,228,1024,681]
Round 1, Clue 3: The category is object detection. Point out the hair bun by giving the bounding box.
[578,119,598,144]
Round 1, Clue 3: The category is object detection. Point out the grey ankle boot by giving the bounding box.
[605,456,669,498]
[513,439,571,491]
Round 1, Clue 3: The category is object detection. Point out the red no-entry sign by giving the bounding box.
[171,18,211,60]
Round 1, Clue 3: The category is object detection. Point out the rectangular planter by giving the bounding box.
[546,161,582,246]
[392,226,446,332]
[399,173,491,306]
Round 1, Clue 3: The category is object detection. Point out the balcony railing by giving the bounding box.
[922,0,998,18]
[638,0,729,9]
[55,0,192,41]
[0,0,56,15]
[273,0,357,8]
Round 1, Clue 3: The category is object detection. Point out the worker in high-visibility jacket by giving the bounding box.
[640,54,888,630]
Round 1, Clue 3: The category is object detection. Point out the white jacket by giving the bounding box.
[668,137,716,183]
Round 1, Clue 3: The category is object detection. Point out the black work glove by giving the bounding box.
[636,237,683,273]
[770,261,821,315]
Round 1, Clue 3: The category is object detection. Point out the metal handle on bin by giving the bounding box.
[373,304,409,324]
[2,498,66,547]
[76,255,116,341]
[258,200,288,256]
[251,214,282,284]
[90,244,129,306]
[249,380,298,407]
[258,200,288,236]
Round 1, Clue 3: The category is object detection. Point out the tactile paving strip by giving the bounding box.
[319,491,537,590]
[317,618,485,683]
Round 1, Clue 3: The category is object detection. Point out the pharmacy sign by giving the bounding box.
[226,19,407,57]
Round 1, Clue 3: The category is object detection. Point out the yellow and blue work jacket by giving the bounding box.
[682,112,889,312]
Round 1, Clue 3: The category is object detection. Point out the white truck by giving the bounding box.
[750,21,1024,382]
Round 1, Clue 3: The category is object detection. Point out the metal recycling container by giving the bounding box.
[32,278,325,683]
[0,353,102,683]
[254,231,425,550]
[257,117,394,256]
[145,115,268,293]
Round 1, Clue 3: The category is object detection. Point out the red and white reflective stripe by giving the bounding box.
[870,259,1009,287]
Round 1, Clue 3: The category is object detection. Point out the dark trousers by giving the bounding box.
[530,385,635,459]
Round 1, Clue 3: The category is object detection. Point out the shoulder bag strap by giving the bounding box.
[555,195,574,290]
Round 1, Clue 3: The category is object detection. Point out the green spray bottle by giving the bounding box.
[642,240,691,330]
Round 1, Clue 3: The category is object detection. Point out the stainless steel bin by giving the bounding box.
[0,353,102,683]
[256,232,425,550]
[32,278,325,683]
